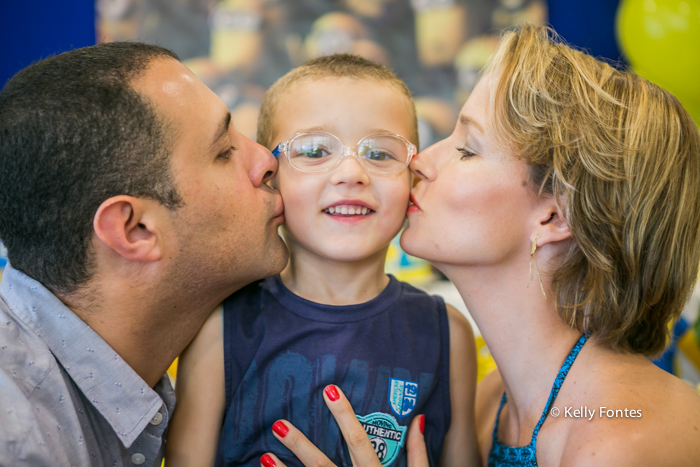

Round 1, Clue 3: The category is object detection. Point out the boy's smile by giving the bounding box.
[271,76,415,263]
[323,198,375,221]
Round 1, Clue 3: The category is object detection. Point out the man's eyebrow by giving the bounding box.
[459,114,483,134]
[212,112,232,148]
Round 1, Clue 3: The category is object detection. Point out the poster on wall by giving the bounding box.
[97,0,547,146]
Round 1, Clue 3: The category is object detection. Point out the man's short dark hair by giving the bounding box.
[0,42,182,294]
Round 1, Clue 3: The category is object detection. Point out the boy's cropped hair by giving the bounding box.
[257,53,418,149]
[0,42,181,295]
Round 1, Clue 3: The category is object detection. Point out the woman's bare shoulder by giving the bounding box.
[561,355,700,466]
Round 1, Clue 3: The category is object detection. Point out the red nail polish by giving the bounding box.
[325,385,340,401]
[272,421,289,438]
[419,415,425,434]
[261,454,276,467]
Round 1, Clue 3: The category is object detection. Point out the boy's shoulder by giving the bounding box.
[392,276,446,305]
[220,277,278,336]
[223,276,276,309]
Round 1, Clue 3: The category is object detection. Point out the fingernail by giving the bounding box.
[325,385,340,401]
[419,415,425,434]
[261,454,276,467]
[272,421,289,438]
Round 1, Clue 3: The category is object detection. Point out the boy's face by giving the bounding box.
[271,77,414,263]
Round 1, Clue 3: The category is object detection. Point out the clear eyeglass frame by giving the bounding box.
[272,131,417,175]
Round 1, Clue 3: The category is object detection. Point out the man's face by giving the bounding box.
[132,58,288,296]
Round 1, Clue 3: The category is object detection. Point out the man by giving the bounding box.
[0,42,288,465]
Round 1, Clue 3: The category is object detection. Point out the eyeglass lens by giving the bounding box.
[289,133,409,173]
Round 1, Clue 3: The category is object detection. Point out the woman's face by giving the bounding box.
[401,75,538,270]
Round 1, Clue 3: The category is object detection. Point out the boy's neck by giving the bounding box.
[280,244,391,306]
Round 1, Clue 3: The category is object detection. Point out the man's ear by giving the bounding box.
[533,198,571,247]
[93,196,163,262]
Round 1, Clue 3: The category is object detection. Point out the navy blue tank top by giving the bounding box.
[216,275,451,467]
[487,331,591,467]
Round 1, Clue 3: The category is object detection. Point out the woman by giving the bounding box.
[263,24,700,467]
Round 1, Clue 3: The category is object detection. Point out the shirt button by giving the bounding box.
[131,453,146,465]
[150,412,163,425]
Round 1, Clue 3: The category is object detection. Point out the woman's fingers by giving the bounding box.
[264,386,428,467]
[322,385,382,467]
[260,453,281,467]
[406,415,429,467]
[267,420,337,467]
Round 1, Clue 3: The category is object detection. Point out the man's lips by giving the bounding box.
[272,194,285,220]
[409,193,420,210]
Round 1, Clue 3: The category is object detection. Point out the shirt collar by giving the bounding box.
[0,264,173,448]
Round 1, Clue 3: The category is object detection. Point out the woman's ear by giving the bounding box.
[534,199,571,247]
[93,196,163,262]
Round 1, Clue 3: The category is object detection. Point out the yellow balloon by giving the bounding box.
[617,0,700,124]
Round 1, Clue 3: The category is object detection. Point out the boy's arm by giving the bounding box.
[165,305,226,467]
[439,304,481,467]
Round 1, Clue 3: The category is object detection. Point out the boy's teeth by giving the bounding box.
[324,205,372,216]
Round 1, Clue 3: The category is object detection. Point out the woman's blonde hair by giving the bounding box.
[487,24,700,356]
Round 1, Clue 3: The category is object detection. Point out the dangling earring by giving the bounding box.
[529,234,547,299]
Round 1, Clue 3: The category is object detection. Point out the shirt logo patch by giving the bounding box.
[388,378,418,417]
[356,412,407,466]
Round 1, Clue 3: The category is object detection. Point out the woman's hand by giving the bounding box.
[259,385,429,467]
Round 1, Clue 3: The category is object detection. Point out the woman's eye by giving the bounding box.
[457,146,476,159]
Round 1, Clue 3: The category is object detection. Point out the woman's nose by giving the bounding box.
[410,144,438,182]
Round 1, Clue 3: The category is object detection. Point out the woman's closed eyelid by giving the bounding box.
[457,142,477,159]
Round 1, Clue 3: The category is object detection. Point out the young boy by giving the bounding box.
[165,54,478,467]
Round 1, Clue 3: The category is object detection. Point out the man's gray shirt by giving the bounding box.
[0,264,176,466]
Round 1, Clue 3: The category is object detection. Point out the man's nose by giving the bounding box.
[248,138,278,186]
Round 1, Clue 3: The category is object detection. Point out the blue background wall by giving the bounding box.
[0,0,96,88]
[549,0,623,63]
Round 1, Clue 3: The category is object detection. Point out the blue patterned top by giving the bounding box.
[487,331,591,467]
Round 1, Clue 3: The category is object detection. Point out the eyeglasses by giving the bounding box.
[272,131,416,175]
